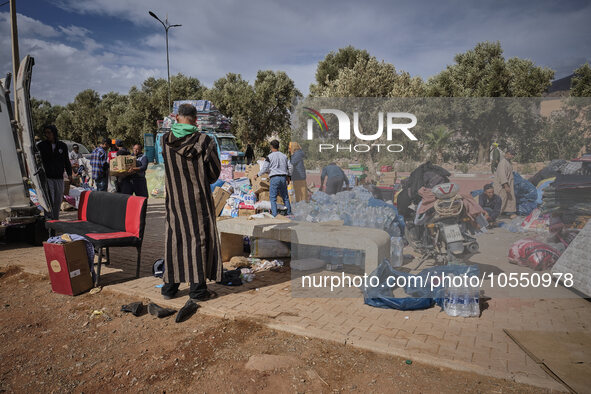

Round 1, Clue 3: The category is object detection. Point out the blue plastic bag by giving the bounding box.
[513,172,538,216]
[363,260,479,311]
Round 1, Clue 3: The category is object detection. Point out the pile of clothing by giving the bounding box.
[508,228,579,271]
[529,159,589,186]
[541,174,591,224]
[508,239,561,271]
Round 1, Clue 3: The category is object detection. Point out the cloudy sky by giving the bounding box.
[1,0,590,104]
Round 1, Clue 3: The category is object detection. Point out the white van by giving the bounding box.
[0,56,50,244]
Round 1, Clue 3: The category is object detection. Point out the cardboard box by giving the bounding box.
[220,233,244,262]
[251,176,270,194]
[212,187,232,217]
[43,240,93,295]
[256,191,283,205]
[238,208,256,217]
[257,191,269,201]
[245,164,260,183]
[110,155,135,173]
[377,171,397,187]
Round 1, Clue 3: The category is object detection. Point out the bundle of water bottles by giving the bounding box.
[292,187,405,237]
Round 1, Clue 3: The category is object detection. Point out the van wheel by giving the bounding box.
[26,218,48,246]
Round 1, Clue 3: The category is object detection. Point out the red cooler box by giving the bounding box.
[43,240,93,295]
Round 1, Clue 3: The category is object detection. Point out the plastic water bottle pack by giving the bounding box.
[292,187,403,236]
[443,282,480,317]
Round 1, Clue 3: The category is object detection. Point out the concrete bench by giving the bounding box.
[216,217,390,273]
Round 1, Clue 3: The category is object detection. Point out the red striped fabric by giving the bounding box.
[125,196,146,237]
[86,232,135,240]
[78,191,91,221]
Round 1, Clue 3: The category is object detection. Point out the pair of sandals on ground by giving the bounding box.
[121,298,205,323]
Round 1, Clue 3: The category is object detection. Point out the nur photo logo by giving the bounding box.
[304,108,418,153]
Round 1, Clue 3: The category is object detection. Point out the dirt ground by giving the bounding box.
[0,266,548,393]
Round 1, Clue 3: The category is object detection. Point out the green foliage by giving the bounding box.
[423,126,452,163]
[29,98,65,138]
[427,42,553,98]
[427,41,554,163]
[312,54,425,98]
[310,46,370,93]
[65,89,106,147]
[252,70,302,151]
[205,70,301,156]
[204,73,254,150]
[100,92,129,143]
[571,63,591,97]
[454,163,470,174]
[538,100,590,160]
[506,58,555,97]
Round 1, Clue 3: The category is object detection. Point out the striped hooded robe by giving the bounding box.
[161,131,222,284]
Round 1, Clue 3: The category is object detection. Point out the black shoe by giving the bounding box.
[148,303,176,318]
[190,290,218,302]
[121,301,144,317]
[175,299,199,323]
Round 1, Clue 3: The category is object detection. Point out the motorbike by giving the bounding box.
[405,183,482,265]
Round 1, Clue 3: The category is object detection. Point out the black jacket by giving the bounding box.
[478,193,502,220]
[401,161,450,202]
[37,126,72,179]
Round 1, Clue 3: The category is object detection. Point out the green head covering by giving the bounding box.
[171,123,198,138]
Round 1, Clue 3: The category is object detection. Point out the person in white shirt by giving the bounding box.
[69,144,83,162]
[258,140,292,217]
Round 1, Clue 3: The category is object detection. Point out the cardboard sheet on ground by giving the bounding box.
[504,329,591,393]
[552,220,591,297]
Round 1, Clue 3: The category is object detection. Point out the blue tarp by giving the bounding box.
[363,260,479,311]
[367,197,406,234]
[514,172,538,216]
[210,179,226,192]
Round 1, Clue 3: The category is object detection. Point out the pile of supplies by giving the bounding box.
[212,160,292,218]
[171,100,231,133]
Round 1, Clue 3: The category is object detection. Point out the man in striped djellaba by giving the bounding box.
[160,104,222,301]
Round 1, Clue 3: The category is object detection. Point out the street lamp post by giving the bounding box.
[148,11,181,113]
[9,0,20,121]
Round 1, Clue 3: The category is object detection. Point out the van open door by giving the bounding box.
[15,55,52,216]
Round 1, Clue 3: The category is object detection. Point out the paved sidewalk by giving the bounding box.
[3,200,590,391]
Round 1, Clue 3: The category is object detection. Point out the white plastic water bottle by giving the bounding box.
[390,237,404,267]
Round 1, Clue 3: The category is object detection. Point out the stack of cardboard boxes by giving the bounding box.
[376,171,397,187]
[213,162,292,219]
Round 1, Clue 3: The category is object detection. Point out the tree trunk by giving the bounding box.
[477,141,488,164]
[366,154,377,183]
